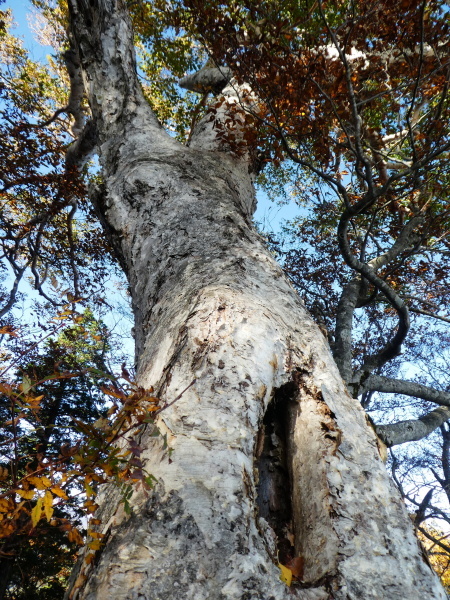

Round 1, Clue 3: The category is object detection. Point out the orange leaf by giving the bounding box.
[87,529,105,539]
[0,521,16,538]
[0,326,18,337]
[84,553,95,565]
[67,527,84,545]
[0,498,14,513]
[100,385,127,400]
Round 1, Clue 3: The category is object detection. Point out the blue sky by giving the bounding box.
[4,0,53,61]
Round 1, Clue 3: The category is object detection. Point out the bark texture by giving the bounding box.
[65,1,447,598]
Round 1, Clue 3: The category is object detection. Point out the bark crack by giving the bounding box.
[255,383,296,565]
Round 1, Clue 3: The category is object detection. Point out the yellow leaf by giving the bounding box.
[279,563,292,587]
[51,486,68,499]
[21,375,32,394]
[27,394,44,406]
[27,476,46,490]
[40,476,52,488]
[87,529,105,539]
[43,491,54,521]
[31,497,43,527]
[84,482,94,498]
[16,489,35,500]
[88,539,102,551]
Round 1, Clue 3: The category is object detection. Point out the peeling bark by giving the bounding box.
[64,1,447,598]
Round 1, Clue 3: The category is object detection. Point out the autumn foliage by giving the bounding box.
[0,308,163,575]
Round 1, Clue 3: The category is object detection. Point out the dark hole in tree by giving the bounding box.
[255,380,297,565]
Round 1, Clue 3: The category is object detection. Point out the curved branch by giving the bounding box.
[0,266,26,318]
[337,212,416,385]
[333,275,362,382]
[375,406,450,447]
[334,211,424,383]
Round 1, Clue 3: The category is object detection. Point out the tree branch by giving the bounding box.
[409,306,450,324]
[179,64,232,95]
[336,214,425,386]
[418,526,450,555]
[67,0,162,142]
[363,373,450,407]
[375,406,450,447]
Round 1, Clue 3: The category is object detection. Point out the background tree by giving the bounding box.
[0,310,119,599]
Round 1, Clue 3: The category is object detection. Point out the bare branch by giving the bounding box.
[409,307,450,324]
[415,489,434,527]
[66,200,80,300]
[338,206,410,384]
[375,406,450,447]
[418,526,450,555]
[363,373,450,407]
[0,266,26,318]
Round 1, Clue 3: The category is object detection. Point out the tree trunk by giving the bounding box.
[65,1,446,598]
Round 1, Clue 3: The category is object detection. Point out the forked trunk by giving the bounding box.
[65,1,446,598]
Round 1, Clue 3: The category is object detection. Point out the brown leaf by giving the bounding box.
[287,556,304,579]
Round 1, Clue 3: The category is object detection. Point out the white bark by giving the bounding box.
[65,1,447,598]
